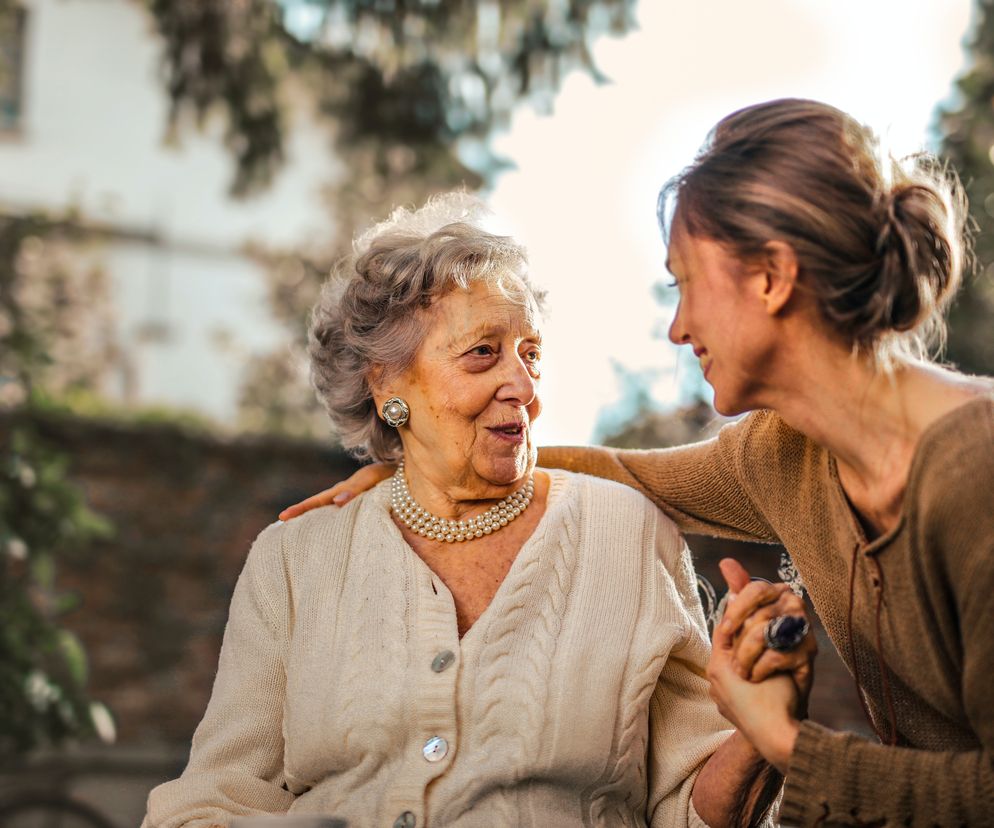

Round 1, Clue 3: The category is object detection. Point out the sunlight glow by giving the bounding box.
[490,0,973,445]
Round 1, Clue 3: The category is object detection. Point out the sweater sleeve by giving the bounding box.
[143,522,295,827]
[644,510,777,828]
[538,414,778,544]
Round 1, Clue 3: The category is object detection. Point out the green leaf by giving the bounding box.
[57,630,88,686]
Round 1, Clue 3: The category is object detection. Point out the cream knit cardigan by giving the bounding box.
[143,470,731,828]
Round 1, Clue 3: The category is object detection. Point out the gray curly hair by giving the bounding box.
[309,193,546,463]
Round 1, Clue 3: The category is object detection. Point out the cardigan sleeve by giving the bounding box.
[143,522,295,827]
[538,413,778,544]
[643,510,777,828]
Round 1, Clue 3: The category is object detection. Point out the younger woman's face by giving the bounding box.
[666,221,776,415]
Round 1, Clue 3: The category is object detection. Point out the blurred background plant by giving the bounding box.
[0,213,116,760]
[940,0,994,376]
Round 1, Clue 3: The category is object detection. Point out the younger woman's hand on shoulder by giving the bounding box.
[278,462,396,520]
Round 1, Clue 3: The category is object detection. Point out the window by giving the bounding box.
[0,4,27,132]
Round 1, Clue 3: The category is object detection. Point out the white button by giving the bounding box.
[422,735,448,762]
[431,650,455,673]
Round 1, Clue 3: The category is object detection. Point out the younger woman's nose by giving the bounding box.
[668,303,689,345]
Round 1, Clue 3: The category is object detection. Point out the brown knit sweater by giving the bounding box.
[540,396,994,826]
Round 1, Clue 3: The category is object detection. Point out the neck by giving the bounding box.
[759,340,981,493]
[399,460,533,522]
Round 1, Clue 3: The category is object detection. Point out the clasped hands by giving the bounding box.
[707,558,817,775]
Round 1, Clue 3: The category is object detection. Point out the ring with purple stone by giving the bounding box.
[763,615,810,652]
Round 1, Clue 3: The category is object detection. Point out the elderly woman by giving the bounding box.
[143,195,783,827]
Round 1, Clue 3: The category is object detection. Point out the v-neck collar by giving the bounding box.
[826,394,994,554]
[372,469,572,643]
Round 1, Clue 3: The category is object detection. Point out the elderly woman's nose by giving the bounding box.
[495,353,538,403]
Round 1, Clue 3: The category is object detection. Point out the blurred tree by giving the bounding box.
[0,213,116,758]
[144,0,638,437]
[147,0,636,195]
[938,0,994,375]
[600,398,727,450]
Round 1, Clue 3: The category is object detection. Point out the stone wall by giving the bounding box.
[19,412,359,749]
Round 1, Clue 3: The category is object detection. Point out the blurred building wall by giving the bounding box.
[0,0,341,423]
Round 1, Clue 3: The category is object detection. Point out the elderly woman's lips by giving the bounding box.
[486,424,526,443]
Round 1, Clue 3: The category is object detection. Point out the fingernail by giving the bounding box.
[333,492,352,505]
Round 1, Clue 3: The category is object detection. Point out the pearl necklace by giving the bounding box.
[390,461,535,543]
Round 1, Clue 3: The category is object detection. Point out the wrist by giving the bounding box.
[764,717,800,775]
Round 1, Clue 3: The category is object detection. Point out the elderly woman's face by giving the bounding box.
[388,277,542,493]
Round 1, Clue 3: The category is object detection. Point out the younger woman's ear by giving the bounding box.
[761,240,799,315]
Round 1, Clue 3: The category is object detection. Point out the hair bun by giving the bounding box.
[871,177,962,338]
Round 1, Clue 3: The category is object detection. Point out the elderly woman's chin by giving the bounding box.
[475,437,537,488]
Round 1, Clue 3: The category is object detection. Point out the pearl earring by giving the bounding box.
[381,397,410,428]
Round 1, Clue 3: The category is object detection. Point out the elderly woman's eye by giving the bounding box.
[469,345,495,357]
[525,348,541,362]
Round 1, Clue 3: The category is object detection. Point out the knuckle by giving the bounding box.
[747,624,766,644]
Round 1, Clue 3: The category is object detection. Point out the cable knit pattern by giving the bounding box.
[542,394,994,826]
[143,470,734,828]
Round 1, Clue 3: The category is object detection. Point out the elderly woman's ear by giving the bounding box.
[368,367,410,429]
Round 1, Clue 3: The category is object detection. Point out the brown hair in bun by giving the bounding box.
[660,98,969,361]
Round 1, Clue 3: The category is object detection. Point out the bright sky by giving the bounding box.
[488,0,975,446]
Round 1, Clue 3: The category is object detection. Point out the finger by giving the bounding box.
[719,558,752,596]
[711,616,736,654]
[353,462,397,492]
[732,591,806,644]
[732,591,809,667]
[732,621,770,678]
[279,489,343,521]
[720,580,791,636]
[278,464,396,520]
[750,635,818,683]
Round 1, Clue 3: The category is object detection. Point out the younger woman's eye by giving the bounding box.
[665,279,678,288]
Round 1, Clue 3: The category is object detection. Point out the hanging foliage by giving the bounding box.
[145,0,637,195]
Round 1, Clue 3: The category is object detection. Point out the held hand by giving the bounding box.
[717,558,817,700]
[707,632,800,775]
[278,463,396,521]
